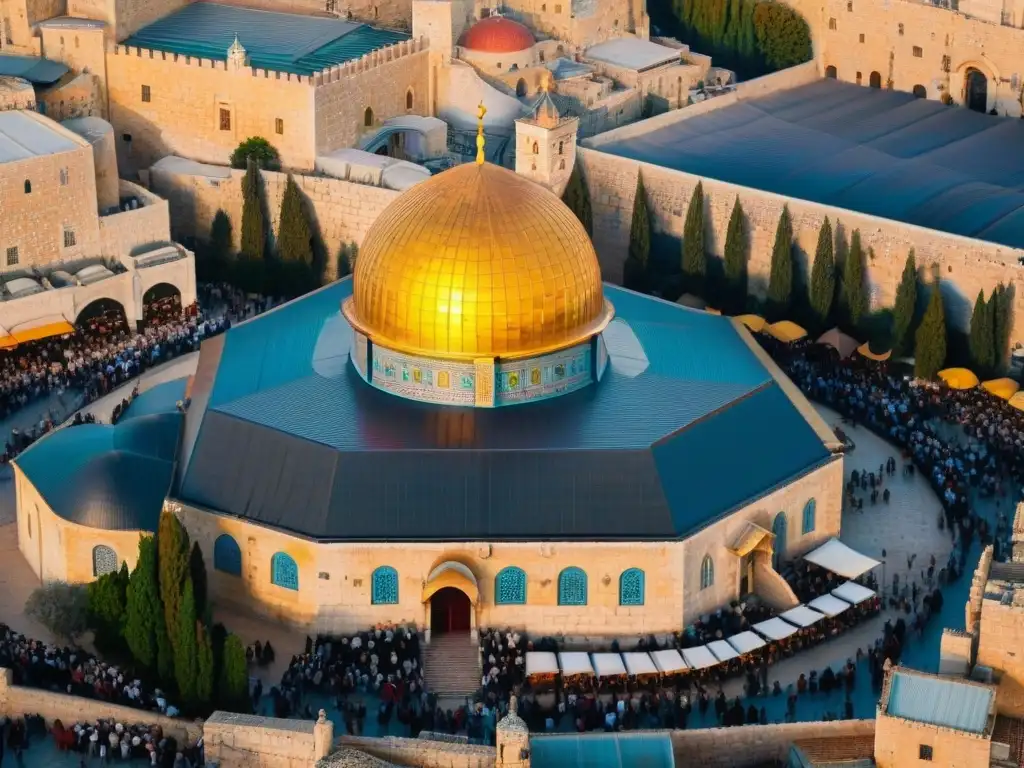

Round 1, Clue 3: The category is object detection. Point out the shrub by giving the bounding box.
[26,582,89,642]
[230,137,280,171]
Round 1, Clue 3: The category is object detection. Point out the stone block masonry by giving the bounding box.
[341,734,496,767]
[669,720,876,766]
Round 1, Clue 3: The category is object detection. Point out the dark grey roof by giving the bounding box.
[176,280,832,542]
[596,79,1024,250]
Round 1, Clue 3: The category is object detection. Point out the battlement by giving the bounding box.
[311,36,428,86]
[108,44,315,84]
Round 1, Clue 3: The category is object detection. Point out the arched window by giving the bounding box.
[825,65,837,79]
[532,141,539,154]
[495,566,527,604]
[772,512,788,570]
[23,180,31,194]
[619,568,644,606]
[214,534,242,576]
[700,556,714,590]
[557,566,587,605]
[802,499,817,535]
[912,84,926,98]
[270,552,298,591]
[93,545,117,577]
[558,141,563,155]
[405,88,414,110]
[363,107,374,127]
[515,78,527,97]
[869,71,882,88]
[371,566,399,604]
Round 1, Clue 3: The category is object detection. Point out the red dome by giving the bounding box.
[459,16,536,53]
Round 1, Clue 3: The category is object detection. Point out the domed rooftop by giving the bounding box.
[343,161,613,360]
[459,16,535,53]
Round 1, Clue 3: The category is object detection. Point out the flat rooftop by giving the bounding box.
[885,668,994,735]
[0,111,80,164]
[596,79,1024,250]
[585,38,681,71]
[123,2,409,76]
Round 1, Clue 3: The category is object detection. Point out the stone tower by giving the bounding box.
[495,696,530,768]
[227,35,248,73]
[514,76,579,197]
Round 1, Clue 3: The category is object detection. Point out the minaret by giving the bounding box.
[227,35,248,73]
[514,72,579,197]
[495,695,530,768]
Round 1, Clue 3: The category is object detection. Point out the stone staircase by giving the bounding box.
[423,633,480,701]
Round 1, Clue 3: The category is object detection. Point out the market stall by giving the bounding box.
[591,653,627,679]
[681,646,719,671]
[622,652,659,682]
[807,594,852,617]
[803,538,881,579]
[752,617,800,641]
[726,631,766,656]
[832,581,876,606]
[779,605,826,627]
[706,640,740,664]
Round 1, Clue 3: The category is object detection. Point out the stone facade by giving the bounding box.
[203,711,332,768]
[976,567,1024,717]
[341,735,496,767]
[874,707,993,768]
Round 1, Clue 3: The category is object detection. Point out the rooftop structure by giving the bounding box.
[529,732,674,767]
[123,2,409,76]
[596,78,1024,250]
[584,37,681,71]
[458,16,536,53]
[883,668,996,735]
[0,54,69,85]
[0,111,81,163]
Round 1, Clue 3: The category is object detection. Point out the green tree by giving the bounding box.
[87,562,129,650]
[838,229,868,333]
[189,542,208,622]
[681,181,707,296]
[124,536,161,672]
[219,634,250,712]
[203,210,233,283]
[992,283,1013,372]
[561,163,593,235]
[915,282,947,380]
[229,137,280,171]
[624,172,651,292]
[175,578,198,710]
[808,217,835,329]
[969,290,995,376]
[158,510,190,655]
[25,582,89,642]
[240,160,266,265]
[276,174,315,296]
[891,250,918,356]
[766,205,793,319]
[722,197,748,312]
[196,622,215,712]
[753,2,812,70]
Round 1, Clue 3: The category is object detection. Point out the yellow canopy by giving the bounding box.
[857,343,892,362]
[0,317,75,348]
[736,314,766,333]
[982,377,1020,400]
[1009,392,1024,413]
[766,320,808,343]
[938,367,980,390]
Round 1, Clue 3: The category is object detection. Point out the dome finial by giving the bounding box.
[475,101,488,165]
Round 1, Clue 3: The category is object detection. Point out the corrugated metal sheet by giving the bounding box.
[0,54,69,84]
[123,2,409,75]
[121,377,188,422]
[531,732,673,767]
[887,670,994,734]
[598,79,1024,250]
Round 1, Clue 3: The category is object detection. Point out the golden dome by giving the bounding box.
[343,162,613,360]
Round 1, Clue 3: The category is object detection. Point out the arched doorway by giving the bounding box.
[142,282,182,325]
[965,68,988,113]
[825,65,837,79]
[772,512,787,570]
[430,587,471,634]
[515,77,527,97]
[912,84,926,98]
[869,71,882,89]
[76,297,126,333]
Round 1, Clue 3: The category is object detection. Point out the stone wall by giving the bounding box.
[668,720,875,766]
[97,179,171,258]
[874,710,992,768]
[977,576,1024,717]
[0,668,201,743]
[203,711,332,768]
[148,160,400,280]
[340,735,495,767]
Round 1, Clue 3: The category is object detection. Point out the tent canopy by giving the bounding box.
[817,328,859,359]
[1010,391,1024,413]
[982,378,1019,400]
[832,581,876,605]
[857,342,891,362]
[752,617,799,641]
[1,315,75,347]
[558,652,594,676]
[766,320,807,343]
[735,314,766,333]
[727,630,766,655]
[622,652,658,677]
[807,593,852,617]
[779,605,826,627]
[939,367,980,390]
[526,651,559,677]
[803,537,881,579]
[650,649,686,674]
[682,646,719,670]
[591,653,627,678]
[707,640,739,663]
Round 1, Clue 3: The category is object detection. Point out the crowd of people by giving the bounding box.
[48,716,202,767]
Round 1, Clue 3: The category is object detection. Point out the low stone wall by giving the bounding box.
[0,668,201,743]
[204,710,332,768]
[340,734,496,768]
[99,179,172,259]
[670,719,876,766]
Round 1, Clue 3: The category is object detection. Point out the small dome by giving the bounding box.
[459,16,536,53]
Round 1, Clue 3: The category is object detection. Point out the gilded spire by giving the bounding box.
[475,102,487,165]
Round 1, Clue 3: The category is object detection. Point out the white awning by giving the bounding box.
[591,653,626,678]
[526,651,558,677]
[622,652,657,677]
[707,640,739,663]
[558,652,594,676]
[726,631,766,655]
[682,646,719,670]
[803,538,881,579]
[650,649,687,674]
[779,605,826,627]
[832,581,876,605]
[752,617,800,641]
[808,593,853,617]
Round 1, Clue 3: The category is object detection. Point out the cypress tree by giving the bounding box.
[124,536,160,672]
[840,229,868,333]
[175,578,198,711]
[561,163,593,235]
[239,160,266,295]
[189,542,208,622]
[209,210,232,281]
[158,510,190,656]
[992,283,1012,373]
[219,634,251,712]
[766,205,793,319]
[156,619,174,687]
[624,172,651,291]
[277,175,313,267]
[681,181,707,295]
[891,250,917,356]
[969,290,995,376]
[808,217,835,329]
[196,622,215,712]
[915,282,947,380]
[723,197,748,312]
[87,563,129,652]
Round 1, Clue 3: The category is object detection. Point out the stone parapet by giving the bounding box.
[340,734,496,767]
[312,37,428,85]
[108,43,315,84]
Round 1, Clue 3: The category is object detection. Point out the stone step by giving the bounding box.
[423,633,480,697]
